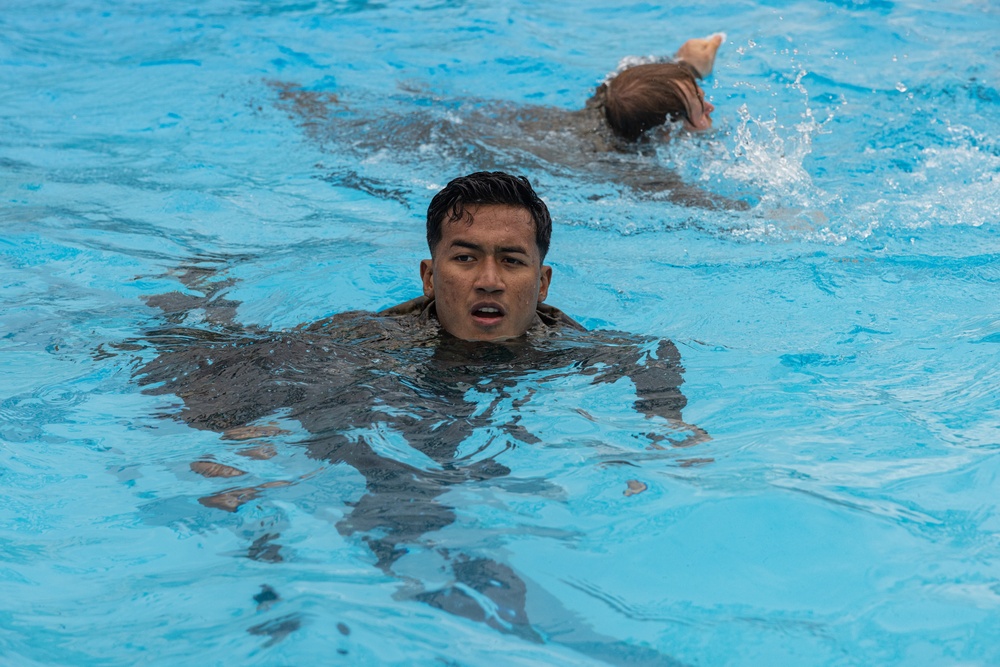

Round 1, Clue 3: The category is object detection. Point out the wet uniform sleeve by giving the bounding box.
[586,336,709,446]
[626,339,687,422]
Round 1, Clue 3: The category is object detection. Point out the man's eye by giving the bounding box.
[502,257,526,266]
[454,254,475,262]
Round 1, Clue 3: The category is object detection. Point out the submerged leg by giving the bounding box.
[415,555,542,643]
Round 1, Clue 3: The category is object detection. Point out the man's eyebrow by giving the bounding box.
[450,240,529,255]
[450,240,485,252]
[497,245,529,254]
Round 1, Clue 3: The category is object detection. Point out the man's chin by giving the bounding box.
[449,323,525,343]
[436,311,535,342]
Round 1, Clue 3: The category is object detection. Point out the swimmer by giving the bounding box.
[595,33,724,140]
[134,171,707,664]
[274,33,743,210]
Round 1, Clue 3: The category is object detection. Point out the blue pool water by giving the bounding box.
[2,1,999,665]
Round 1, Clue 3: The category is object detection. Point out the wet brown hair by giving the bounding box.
[598,63,701,142]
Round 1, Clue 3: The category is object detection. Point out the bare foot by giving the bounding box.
[623,479,648,497]
[198,481,292,512]
[190,460,247,478]
[675,32,725,78]
[222,423,290,441]
[237,444,278,460]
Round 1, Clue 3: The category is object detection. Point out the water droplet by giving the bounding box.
[895,82,907,93]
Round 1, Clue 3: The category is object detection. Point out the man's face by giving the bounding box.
[420,204,552,342]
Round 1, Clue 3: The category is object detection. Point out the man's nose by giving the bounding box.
[705,100,715,113]
[474,258,505,292]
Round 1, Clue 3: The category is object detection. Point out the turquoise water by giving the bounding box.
[3,1,999,665]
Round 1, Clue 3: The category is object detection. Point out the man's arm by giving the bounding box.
[586,336,710,447]
[628,338,710,447]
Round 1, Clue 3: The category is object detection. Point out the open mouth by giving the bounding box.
[471,305,505,325]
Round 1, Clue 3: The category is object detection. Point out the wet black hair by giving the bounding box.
[426,171,552,262]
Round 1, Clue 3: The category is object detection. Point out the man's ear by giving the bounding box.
[537,265,552,303]
[419,259,434,298]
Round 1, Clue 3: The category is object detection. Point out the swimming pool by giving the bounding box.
[2,0,999,664]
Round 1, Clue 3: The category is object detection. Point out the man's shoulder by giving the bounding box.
[534,302,587,332]
[305,296,586,336]
[382,297,588,334]
[377,295,434,320]
[378,296,586,331]
[299,296,429,331]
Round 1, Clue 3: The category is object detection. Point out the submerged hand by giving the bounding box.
[675,32,725,78]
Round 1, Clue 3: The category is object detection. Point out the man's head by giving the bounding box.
[421,171,553,342]
[426,171,552,262]
[600,63,714,141]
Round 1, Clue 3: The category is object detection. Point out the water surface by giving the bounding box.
[2,1,999,665]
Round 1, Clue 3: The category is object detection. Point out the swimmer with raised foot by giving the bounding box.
[592,32,725,140]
